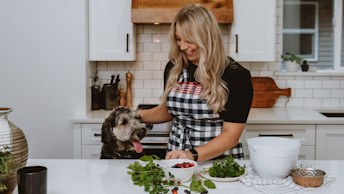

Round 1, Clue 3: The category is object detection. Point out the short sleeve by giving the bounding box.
[219,59,253,123]
[164,61,174,89]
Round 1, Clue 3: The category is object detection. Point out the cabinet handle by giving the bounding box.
[235,34,238,53]
[126,33,129,52]
[94,133,101,137]
[259,134,293,137]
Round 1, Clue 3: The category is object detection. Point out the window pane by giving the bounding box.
[283,34,314,57]
[284,3,316,29]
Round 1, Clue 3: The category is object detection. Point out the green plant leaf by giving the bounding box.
[204,180,216,189]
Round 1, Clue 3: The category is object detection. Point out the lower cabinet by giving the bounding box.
[73,123,102,159]
[316,125,344,160]
[242,124,316,160]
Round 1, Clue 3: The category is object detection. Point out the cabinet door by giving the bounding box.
[89,0,136,61]
[230,0,276,61]
[316,125,344,160]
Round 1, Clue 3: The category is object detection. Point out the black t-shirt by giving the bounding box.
[164,57,253,123]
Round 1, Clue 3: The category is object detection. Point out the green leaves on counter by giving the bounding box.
[139,154,161,162]
[127,160,169,194]
[206,155,245,178]
[190,176,216,193]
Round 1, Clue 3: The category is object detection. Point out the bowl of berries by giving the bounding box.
[159,159,197,182]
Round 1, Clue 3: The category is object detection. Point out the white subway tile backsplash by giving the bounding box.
[136,43,143,52]
[152,71,164,80]
[143,98,160,104]
[134,88,152,98]
[153,34,169,43]
[132,79,143,89]
[162,25,171,33]
[287,80,304,88]
[143,43,161,52]
[260,71,274,77]
[143,61,161,70]
[97,61,107,70]
[137,52,152,61]
[295,89,312,98]
[144,80,162,89]
[162,43,170,52]
[322,99,340,107]
[304,98,322,107]
[250,62,269,70]
[268,62,281,71]
[134,71,152,79]
[126,61,143,71]
[143,25,162,34]
[340,99,344,107]
[286,98,304,107]
[304,80,322,88]
[137,34,152,43]
[323,80,340,89]
[153,88,163,97]
[341,80,344,88]
[152,52,168,62]
[108,62,125,70]
[331,90,344,98]
[275,80,287,88]
[133,98,144,106]
[313,90,331,98]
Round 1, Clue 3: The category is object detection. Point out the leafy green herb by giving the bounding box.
[190,176,206,193]
[204,179,216,189]
[127,155,190,194]
[203,155,245,178]
[0,146,14,192]
[139,154,161,162]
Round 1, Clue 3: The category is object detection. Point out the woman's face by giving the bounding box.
[175,27,200,66]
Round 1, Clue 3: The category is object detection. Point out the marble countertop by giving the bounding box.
[70,107,344,124]
[12,159,343,194]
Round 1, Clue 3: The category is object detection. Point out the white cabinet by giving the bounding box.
[316,125,344,160]
[242,124,316,160]
[73,123,103,159]
[89,0,136,61]
[230,0,276,61]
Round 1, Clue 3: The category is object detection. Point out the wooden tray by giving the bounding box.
[251,77,291,108]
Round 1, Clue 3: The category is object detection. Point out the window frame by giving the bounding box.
[283,1,319,62]
[334,0,344,71]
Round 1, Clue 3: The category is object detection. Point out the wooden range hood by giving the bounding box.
[132,0,233,24]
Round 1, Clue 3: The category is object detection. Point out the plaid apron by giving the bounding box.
[166,68,244,159]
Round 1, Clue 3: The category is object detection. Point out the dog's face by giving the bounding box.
[102,107,147,154]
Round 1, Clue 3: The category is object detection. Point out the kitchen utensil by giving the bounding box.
[251,77,291,108]
[126,72,133,108]
[102,74,120,110]
[291,167,325,187]
[17,166,47,194]
[247,137,300,179]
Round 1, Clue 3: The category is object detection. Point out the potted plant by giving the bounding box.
[301,60,309,72]
[281,53,303,72]
[0,146,15,193]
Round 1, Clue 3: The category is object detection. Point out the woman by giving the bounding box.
[137,3,253,162]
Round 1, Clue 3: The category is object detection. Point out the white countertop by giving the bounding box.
[12,159,342,194]
[70,107,344,124]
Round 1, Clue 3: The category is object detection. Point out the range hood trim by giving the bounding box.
[131,0,233,24]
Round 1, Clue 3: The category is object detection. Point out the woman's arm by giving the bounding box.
[137,104,173,124]
[165,121,245,161]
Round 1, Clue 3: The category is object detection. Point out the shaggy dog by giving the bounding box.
[100,107,148,159]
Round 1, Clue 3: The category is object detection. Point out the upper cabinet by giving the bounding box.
[89,0,136,61]
[230,0,276,61]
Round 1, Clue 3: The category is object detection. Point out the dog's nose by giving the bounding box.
[138,129,147,138]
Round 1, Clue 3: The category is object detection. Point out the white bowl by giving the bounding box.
[247,137,301,179]
[159,159,197,182]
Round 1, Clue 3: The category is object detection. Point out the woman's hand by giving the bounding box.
[165,150,193,160]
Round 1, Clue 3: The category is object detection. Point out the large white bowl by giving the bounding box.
[159,159,197,182]
[247,137,301,179]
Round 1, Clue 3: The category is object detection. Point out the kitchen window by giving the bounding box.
[283,0,344,71]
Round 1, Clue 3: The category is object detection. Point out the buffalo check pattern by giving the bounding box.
[166,68,244,159]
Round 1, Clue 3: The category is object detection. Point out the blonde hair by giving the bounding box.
[161,3,229,114]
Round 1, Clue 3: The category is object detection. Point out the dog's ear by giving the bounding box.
[101,117,115,143]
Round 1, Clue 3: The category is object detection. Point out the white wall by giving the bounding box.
[0,0,90,158]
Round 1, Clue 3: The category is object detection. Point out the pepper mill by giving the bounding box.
[126,71,133,108]
[119,89,126,106]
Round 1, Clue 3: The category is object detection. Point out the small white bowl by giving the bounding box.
[159,159,197,182]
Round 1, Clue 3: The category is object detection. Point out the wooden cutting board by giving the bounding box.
[251,77,291,108]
